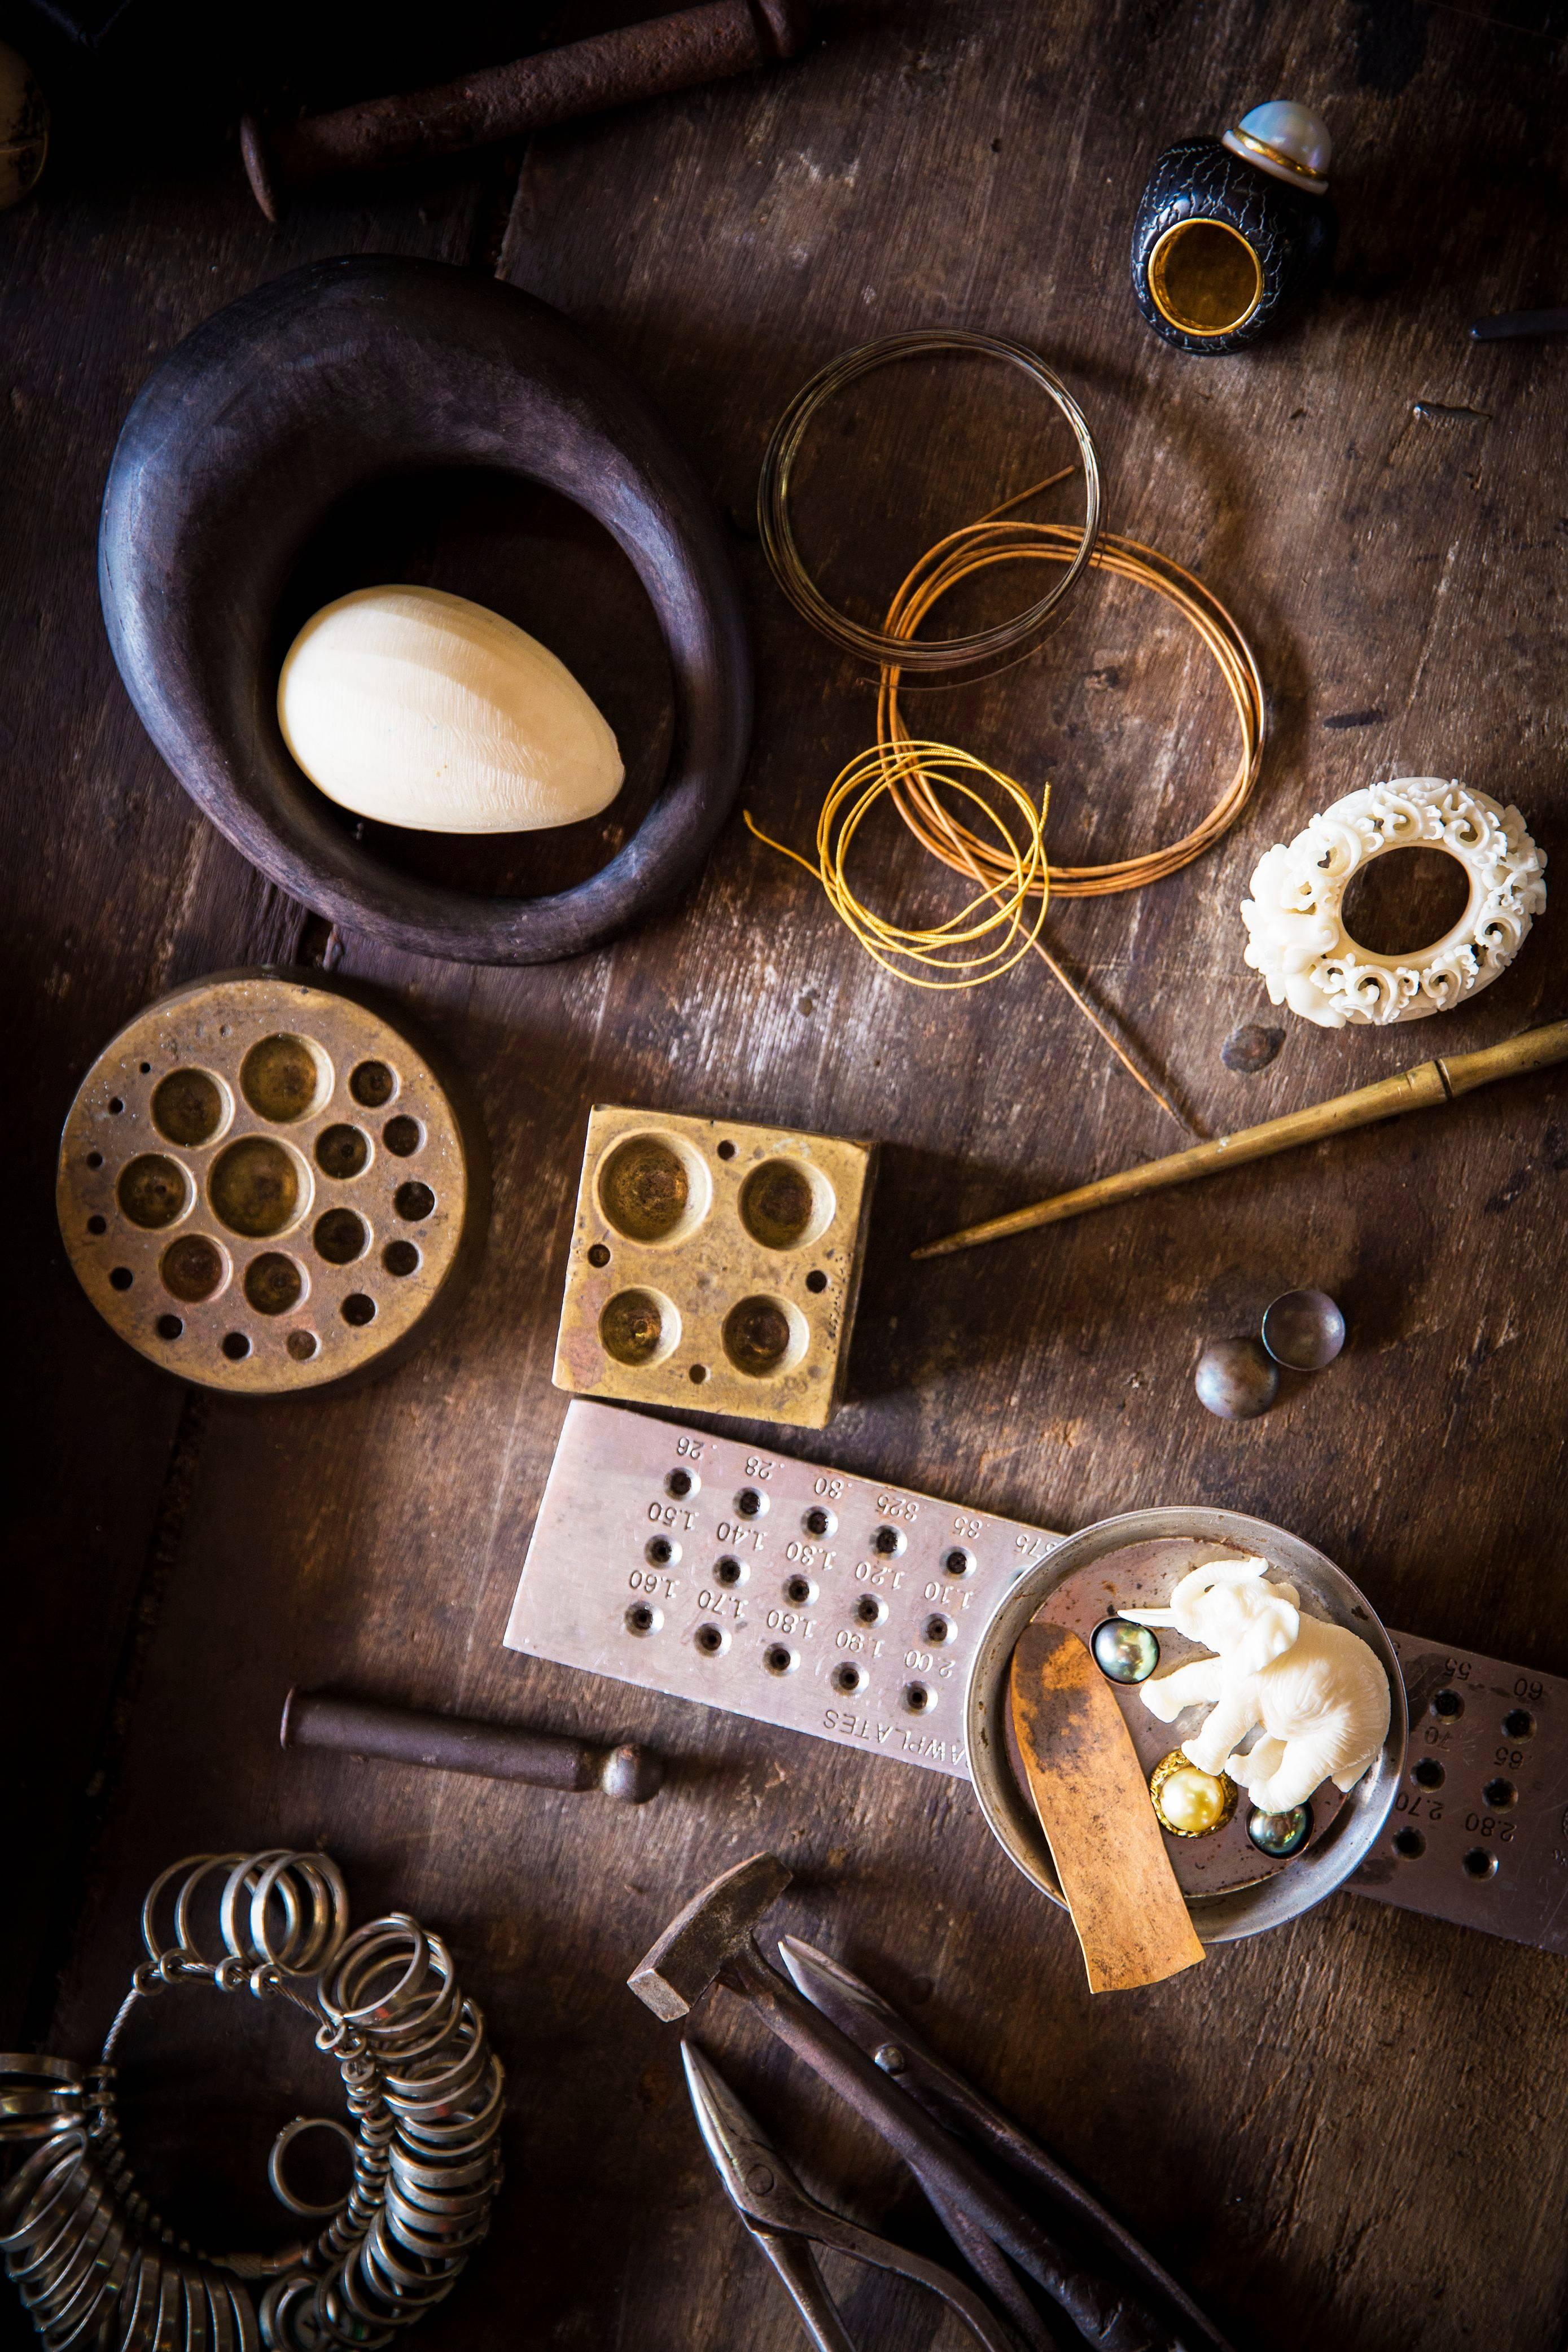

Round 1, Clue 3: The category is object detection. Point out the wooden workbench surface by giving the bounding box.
[10,3,1567,2347]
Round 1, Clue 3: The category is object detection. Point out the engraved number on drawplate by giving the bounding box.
[505,1400,1568,1954]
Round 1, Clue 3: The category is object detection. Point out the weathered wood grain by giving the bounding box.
[11,3,1568,2351]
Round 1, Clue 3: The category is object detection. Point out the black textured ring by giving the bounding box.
[99,256,753,966]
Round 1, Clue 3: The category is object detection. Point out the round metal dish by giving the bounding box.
[965,1505,1406,1943]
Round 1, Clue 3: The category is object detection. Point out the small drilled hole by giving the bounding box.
[86,1151,103,1169]
[118,1153,190,1229]
[341,1293,376,1327]
[1413,1760,1444,1789]
[874,1527,904,1557]
[240,1033,328,1123]
[155,1314,183,1341]
[805,1269,828,1293]
[715,1557,745,1587]
[646,1538,674,1566]
[1504,1709,1535,1739]
[735,1488,765,1518]
[764,1644,796,1675]
[383,1115,422,1157]
[314,1208,369,1265]
[286,1330,318,1361]
[221,1332,251,1361]
[925,1615,951,1644]
[244,1252,303,1316]
[395,1181,435,1222]
[1462,1848,1498,1880]
[382,1240,419,1277]
[665,1469,694,1498]
[689,1364,708,1383]
[1483,1779,1517,1808]
[717,1140,736,1160]
[316,1124,370,1180]
[600,1288,676,1368]
[855,1596,884,1626]
[944,1548,975,1576]
[1432,1689,1464,1719]
[695,1623,725,1655]
[625,1603,660,1637]
[161,1234,225,1302]
[804,1507,835,1537]
[86,1214,107,1236]
[587,1243,611,1268]
[109,1266,133,1291]
[904,1683,931,1714]
[139,1062,151,1074]
[833,1663,864,1694]
[784,1575,814,1605]
[350,1059,396,1108]
[152,1068,224,1146]
[108,1097,124,1114]
[1393,1828,1425,1859]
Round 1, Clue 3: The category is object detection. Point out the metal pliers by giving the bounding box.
[682,2043,1019,2352]
[777,1938,1232,2352]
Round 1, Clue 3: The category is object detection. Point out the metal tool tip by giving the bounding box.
[599,1741,665,1803]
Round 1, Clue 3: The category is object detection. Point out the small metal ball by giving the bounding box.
[1091,1619,1160,1684]
[1195,1337,1278,1420]
[1246,1802,1312,1858]
[1261,1289,1346,1372]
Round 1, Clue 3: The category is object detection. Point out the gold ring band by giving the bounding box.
[1223,125,1328,188]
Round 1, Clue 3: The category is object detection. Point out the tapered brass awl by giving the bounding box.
[913,1019,1568,1260]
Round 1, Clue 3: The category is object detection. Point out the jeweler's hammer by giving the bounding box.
[627,1855,1201,2352]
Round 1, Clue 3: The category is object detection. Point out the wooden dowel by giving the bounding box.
[912,1018,1568,1260]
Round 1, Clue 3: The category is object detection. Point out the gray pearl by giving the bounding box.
[1091,1619,1160,1684]
[1262,1288,1346,1371]
[1195,1337,1279,1419]
[1247,1802,1312,1858]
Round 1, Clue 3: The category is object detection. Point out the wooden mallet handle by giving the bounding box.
[242,0,813,219]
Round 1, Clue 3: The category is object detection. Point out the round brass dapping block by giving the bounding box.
[58,969,487,1394]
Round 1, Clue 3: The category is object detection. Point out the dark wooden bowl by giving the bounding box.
[98,256,752,965]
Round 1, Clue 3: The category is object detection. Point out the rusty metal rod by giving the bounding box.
[240,0,813,220]
[912,1017,1568,1260]
[281,1685,664,1803]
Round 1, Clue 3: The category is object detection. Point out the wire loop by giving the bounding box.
[759,330,1102,676]
[748,738,1049,993]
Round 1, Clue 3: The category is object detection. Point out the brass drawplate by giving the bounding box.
[1147,217,1264,338]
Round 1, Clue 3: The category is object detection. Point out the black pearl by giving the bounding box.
[1247,1802,1312,1858]
[1091,1619,1160,1684]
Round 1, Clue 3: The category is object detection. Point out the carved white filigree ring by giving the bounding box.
[1239,776,1547,1028]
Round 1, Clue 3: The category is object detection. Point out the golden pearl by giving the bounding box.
[1149,1751,1238,1837]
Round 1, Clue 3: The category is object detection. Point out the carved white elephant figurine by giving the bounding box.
[1120,1556,1390,1814]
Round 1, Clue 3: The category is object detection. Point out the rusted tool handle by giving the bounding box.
[281,1686,664,1803]
[241,0,813,219]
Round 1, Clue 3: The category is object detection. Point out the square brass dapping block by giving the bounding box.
[553,1107,878,1429]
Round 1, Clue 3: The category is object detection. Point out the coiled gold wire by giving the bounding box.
[877,473,1266,897]
[747,739,1050,993]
